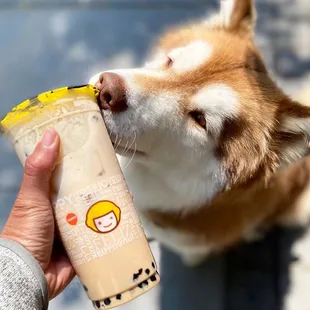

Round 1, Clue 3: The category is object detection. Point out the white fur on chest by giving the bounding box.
[117,155,222,266]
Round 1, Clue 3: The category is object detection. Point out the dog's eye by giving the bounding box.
[166,57,173,68]
[190,111,207,129]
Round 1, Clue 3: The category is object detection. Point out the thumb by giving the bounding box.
[19,129,60,199]
[1,130,60,268]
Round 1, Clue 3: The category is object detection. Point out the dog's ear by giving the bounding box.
[208,0,256,35]
[277,98,310,163]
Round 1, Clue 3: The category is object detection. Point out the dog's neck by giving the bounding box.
[118,154,225,213]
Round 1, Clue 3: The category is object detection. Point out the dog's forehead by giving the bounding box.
[168,40,213,74]
[154,25,259,71]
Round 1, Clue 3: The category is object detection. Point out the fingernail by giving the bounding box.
[42,130,57,147]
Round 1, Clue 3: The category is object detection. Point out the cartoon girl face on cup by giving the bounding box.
[85,201,121,234]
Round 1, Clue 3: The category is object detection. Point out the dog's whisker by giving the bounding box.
[110,131,118,149]
[109,130,118,152]
[114,133,119,146]
[114,134,122,150]
[122,132,136,157]
[108,129,113,140]
[121,140,129,156]
[124,133,137,168]
[126,132,137,152]
[115,137,123,153]
[124,141,137,170]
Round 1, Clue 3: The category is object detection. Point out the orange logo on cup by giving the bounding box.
[85,201,121,234]
[66,213,78,226]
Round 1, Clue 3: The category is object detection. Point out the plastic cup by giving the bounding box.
[0,85,160,309]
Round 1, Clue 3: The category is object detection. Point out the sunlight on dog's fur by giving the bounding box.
[89,0,310,267]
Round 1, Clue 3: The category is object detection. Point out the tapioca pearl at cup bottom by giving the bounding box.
[91,273,159,309]
[138,280,149,289]
[133,264,158,282]
[133,268,143,281]
[104,298,111,306]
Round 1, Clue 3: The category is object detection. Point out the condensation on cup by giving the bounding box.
[0,85,160,309]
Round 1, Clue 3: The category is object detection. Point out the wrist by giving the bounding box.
[0,230,33,260]
[0,237,49,309]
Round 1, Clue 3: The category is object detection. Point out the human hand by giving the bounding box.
[1,129,75,299]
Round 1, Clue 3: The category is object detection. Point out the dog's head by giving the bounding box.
[89,0,310,192]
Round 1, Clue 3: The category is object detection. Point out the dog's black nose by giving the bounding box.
[96,72,128,113]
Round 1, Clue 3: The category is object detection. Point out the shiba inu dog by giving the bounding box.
[89,0,310,267]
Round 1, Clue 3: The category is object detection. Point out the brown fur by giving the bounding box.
[141,0,310,253]
[145,154,310,253]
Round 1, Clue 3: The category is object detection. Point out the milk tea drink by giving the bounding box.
[0,85,160,309]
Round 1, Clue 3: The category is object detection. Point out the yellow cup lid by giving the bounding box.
[1,84,100,132]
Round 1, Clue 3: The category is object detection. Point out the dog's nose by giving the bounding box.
[96,72,128,112]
